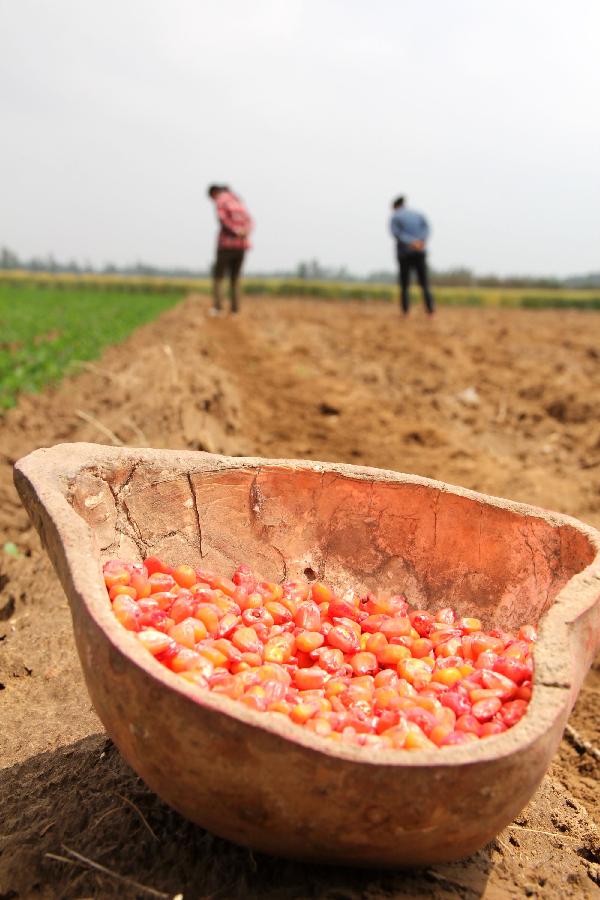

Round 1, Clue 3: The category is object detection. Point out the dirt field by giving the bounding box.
[1,294,599,899]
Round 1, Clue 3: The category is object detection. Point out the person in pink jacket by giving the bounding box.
[208,184,253,315]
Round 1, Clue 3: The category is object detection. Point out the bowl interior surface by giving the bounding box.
[69,456,595,630]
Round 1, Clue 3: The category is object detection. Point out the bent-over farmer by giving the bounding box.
[208,184,253,316]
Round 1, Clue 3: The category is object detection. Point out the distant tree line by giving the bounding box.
[2,246,599,289]
[292,260,600,289]
[0,247,209,278]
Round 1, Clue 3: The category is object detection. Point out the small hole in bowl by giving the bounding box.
[304,567,317,581]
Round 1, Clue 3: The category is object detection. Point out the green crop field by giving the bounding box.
[0,283,184,410]
[1,270,599,308]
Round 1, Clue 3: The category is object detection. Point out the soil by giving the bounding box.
[1,294,599,899]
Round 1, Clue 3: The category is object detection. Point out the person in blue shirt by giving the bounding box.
[389,196,435,316]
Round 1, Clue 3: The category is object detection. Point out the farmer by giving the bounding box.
[207,184,253,315]
[389,196,435,316]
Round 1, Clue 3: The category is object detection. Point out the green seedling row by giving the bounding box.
[0,284,183,410]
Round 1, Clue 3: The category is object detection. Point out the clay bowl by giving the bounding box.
[14,442,600,866]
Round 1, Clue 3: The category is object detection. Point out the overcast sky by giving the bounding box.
[1,0,599,276]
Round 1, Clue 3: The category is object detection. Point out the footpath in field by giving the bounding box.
[1,294,599,898]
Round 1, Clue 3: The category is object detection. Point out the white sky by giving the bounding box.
[1,0,599,276]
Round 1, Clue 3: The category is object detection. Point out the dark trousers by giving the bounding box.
[213,248,245,312]
[398,251,435,314]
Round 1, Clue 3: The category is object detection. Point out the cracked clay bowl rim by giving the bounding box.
[13,442,600,770]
